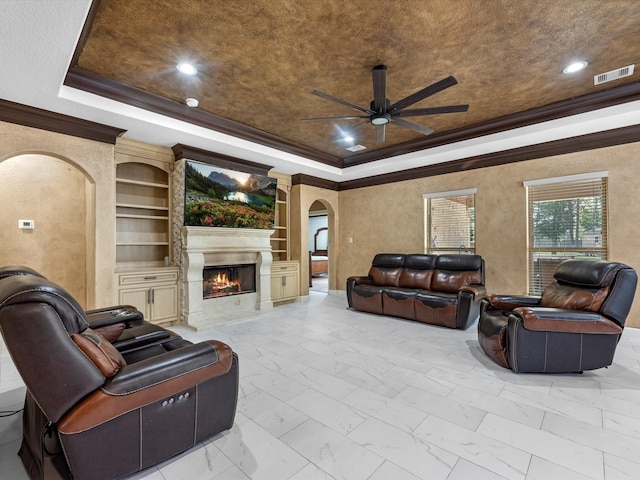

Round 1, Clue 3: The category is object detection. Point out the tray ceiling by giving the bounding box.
[69,0,640,168]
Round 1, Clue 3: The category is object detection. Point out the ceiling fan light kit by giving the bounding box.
[304,64,469,144]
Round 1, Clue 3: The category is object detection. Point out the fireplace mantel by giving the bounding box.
[181,226,273,329]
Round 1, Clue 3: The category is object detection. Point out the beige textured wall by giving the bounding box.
[0,154,87,302]
[0,121,115,309]
[337,141,640,327]
[291,184,339,295]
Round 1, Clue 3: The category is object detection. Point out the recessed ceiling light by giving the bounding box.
[176,63,197,75]
[185,97,199,107]
[563,61,588,74]
[343,135,354,142]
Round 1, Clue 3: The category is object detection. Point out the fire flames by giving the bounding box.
[204,272,241,298]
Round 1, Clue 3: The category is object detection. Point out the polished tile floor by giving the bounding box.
[2,291,640,479]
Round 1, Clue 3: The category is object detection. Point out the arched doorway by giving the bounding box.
[0,153,94,307]
[309,200,329,293]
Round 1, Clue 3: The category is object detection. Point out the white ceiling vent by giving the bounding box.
[346,144,366,152]
[594,64,635,85]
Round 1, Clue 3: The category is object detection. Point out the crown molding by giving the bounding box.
[337,123,640,190]
[342,81,640,167]
[172,143,272,176]
[65,67,341,168]
[0,98,125,144]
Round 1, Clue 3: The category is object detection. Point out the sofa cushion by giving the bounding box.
[415,291,458,328]
[540,282,609,312]
[399,255,436,289]
[351,284,385,314]
[431,254,483,294]
[369,254,405,287]
[382,287,416,320]
[554,260,628,288]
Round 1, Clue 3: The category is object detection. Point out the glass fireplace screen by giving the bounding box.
[203,264,256,299]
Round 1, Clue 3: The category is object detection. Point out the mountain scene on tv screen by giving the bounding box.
[184,162,277,229]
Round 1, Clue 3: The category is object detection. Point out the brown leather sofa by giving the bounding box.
[0,269,238,480]
[478,259,637,373]
[346,254,486,329]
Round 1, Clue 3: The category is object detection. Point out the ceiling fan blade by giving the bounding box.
[310,90,373,114]
[376,124,386,143]
[391,117,435,136]
[394,104,469,117]
[389,76,459,112]
[372,65,387,112]
[302,115,369,121]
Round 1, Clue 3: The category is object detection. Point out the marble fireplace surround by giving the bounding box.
[181,226,273,330]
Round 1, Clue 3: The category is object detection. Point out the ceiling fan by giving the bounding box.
[303,65,469,143]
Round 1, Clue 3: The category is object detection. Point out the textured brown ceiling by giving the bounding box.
[74,0,640,164]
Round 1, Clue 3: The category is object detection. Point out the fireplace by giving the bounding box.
[203,264,256,298]
[181,226,274,330]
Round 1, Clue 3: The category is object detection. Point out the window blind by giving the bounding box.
[424,189,476,254]
[526,174,608,294]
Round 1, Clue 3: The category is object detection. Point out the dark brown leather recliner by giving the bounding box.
[0,271,239,480]
[478,259,637,373]
[0,265,175,357]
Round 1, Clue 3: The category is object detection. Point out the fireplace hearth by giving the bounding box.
[203,264,256,299]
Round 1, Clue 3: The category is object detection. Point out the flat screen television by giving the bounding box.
[184,161,277,229]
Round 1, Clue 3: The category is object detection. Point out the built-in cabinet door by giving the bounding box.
[116,267,179,326]
[119,287,151,319]
[270,275,284,302]
[150,284,179,323]
[281,273,298,299]
[270,260,299,304]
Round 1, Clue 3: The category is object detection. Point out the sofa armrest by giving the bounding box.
[346,276,372,308]
[456,286,487,329]
[485,294,541,311]
[459,284,486,299]
[347,275,372,285]
[512,307,623,334]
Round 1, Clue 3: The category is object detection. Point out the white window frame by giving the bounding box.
[524,171,608,295]
[423,188,477,254]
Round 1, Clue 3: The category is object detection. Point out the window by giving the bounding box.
[424,188,476,254]
[524,172,608,294]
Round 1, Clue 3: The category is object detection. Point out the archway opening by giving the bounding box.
[308,200,329,293]
[0,153,93,306]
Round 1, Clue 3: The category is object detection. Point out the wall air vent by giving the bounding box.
[594,64,635,85]
[346,144,366,152]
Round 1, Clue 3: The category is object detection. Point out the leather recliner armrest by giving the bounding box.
[512,307,623,334]
[104,340,233,395]
[57,340,235,434]
[86,305,146,342]
[86,305,144,329]
[485,294,541,311]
